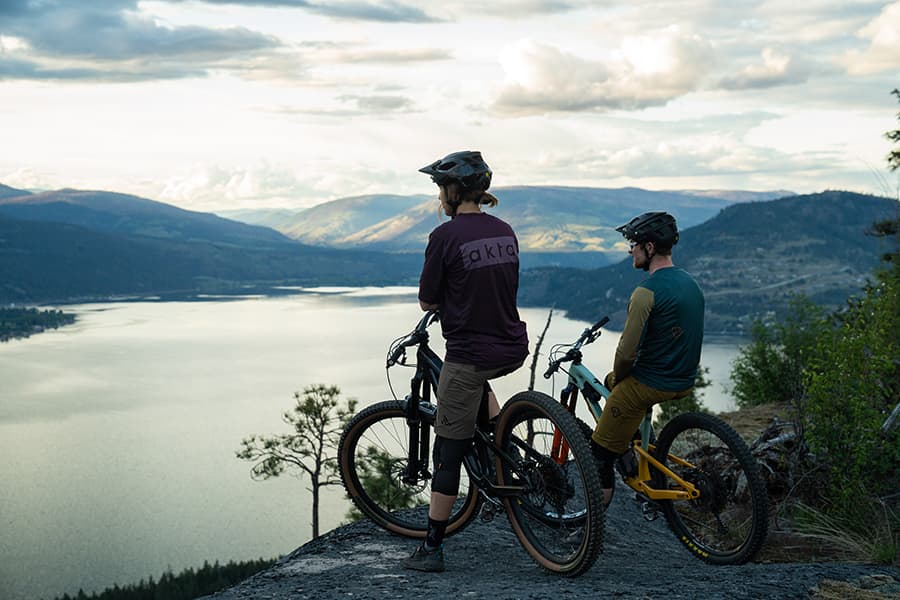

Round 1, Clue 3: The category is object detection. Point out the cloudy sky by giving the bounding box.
[1,0,898,211]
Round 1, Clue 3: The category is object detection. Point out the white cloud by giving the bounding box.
[492,26,713,115]
[717,47,812,89]
[0,167,64,192]
[845,1,900,75]
[153,160,418,211]
[158,164,319,210]
[0,35,29,52]
[1,1,895,209]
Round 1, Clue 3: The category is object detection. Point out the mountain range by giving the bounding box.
[0,182,895,334]
[219,187,791,269]
[0,185,422,302]
[518,190,898,333]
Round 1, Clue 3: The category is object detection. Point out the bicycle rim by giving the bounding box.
[338,400,480,538]
[496,391,604,576]
[653,412,769,565]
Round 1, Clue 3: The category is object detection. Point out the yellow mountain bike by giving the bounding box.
[542,316,769,565]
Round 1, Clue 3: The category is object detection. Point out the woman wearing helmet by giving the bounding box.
[590,211,705,507]
[403,150,529,573]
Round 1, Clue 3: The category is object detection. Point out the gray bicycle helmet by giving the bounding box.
[616,212,679,246]
[419,150,492,191]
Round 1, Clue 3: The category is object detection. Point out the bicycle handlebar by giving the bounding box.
[386,310,440,367]
[543,315,610,378]
[586,316,610,337]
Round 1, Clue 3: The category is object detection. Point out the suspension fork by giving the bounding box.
[402,370,432,484]
[550,384,580,464]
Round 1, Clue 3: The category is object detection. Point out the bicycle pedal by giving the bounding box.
[641,501,660,521]
[480,503,499,522]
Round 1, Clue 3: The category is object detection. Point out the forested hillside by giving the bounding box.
[519,191,898,334]
[0,188,292,247]
[1,183,892,330]
[0,215,420,304]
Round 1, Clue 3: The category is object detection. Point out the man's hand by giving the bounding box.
[604,371,617,390]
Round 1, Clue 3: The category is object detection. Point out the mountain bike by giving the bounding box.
[542,316,769,565]
[338,310,604,576]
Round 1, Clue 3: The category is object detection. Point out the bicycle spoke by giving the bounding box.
[654,412,768,564]
[339,401,480,538]
[496,392,604,576]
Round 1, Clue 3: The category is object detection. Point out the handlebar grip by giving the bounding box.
[387,346,404,366]
[543,364,556,379]
[592,316,610,331]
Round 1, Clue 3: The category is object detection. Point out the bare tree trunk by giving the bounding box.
[312,483,320,539]
[528,308,554,391]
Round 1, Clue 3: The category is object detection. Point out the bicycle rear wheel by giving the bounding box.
[495,391,604,576]
[338,400,481,538]
[653,411,768,565]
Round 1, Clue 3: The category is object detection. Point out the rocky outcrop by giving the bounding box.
[201,481,897,600]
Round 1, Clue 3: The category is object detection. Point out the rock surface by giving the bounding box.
[201,484,899,600]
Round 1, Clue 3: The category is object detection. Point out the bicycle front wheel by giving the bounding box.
[495,391,605,576]
[338,400,481,538]
[653,411,768,565]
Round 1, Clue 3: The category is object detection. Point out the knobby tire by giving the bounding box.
[653,411,768,565]
[495,391,605,576]
[338,400,481,538]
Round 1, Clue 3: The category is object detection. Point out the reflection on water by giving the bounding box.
[0,288,740,600]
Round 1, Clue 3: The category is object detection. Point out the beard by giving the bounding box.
[633,254,650,271]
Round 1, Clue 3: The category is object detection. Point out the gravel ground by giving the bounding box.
[203,485,899,600]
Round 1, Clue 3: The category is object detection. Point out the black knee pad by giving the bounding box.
[590,440,619,489]
[431,435,470,496]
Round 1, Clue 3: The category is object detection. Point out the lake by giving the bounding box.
[0,288,742,600]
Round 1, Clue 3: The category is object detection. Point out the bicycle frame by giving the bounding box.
[395,311,527,500]
[549,322,700,502]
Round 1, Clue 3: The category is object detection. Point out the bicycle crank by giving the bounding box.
[633,493,660,521]
[480,496,503,522]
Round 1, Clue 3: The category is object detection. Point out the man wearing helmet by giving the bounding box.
[403,150,529,572]
[590,212,705,507]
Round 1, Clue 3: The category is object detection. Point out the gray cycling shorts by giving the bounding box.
[435,360,524,439]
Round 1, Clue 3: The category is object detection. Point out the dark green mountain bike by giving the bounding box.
[339,311,604,576]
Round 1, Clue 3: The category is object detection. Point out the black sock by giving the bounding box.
[425,517,448,550]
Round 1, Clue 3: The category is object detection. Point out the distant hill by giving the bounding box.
[519,191,899,334]
[0,184,31,200]
[4,182,888,333]
[219,187,793,268]
[0,188,292,248]
[0,187,423,304]
[0,214,422,303]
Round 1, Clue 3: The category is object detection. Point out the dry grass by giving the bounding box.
[712,402,899,567]
[715,401,793,443]
[810,577,900,600]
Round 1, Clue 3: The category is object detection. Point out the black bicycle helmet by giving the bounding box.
[616,211,679,246]
[418,150,492,192]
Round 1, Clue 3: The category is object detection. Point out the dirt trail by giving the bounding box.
[201,484,899,600]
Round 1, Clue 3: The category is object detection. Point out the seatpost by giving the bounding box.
[639,408,653,447]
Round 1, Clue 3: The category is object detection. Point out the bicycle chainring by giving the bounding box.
[684,467,728,513]
[524,455,574,508]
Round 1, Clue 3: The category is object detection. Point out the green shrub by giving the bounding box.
[803,259,900,513]
[730,296,828,409]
